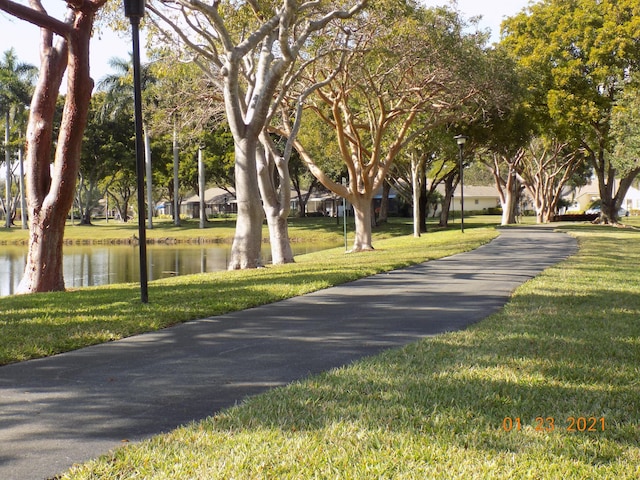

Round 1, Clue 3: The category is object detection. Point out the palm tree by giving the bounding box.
[98,56,158,228]
[0,49,37,228]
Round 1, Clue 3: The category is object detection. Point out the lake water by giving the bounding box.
[0,243,335,297]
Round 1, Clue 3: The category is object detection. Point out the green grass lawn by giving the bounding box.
[56,224,640,479]
[0,220,498,365]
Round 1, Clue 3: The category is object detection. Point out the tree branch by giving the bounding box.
[0,0,72,37]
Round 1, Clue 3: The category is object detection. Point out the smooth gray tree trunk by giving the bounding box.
[258,133,294,265]
[19,146,26,229]
[198,146,206,229]
[351,195,374,251]
[228,137,264,269]
[144,126,153,229]
[173,122,180,226]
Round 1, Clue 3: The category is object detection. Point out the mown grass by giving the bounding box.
[59,224,640,479]
[0,224,497,365]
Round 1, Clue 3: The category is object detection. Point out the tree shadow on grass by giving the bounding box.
[203,289,639,469]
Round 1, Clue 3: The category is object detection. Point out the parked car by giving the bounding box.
[585,206,600,215]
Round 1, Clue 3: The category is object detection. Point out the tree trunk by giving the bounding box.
[419,182,428,233]
[144,125,153,229]
[411,157,420,238]
[80,206,92,225]
[351,195,374,251]
[410,153,429,234]
[291,175,317,218]
[612,168,640,220]
[501,180,518,225]
[257,134,294,265]
[498,167,520,225]
[172,120,180,226]
[265,213,293,263]
[75,174,96,225]
[18,6,97,293]
[378,181,390,224]
[18,207,67,292]
[439,172,457,227]
[19,146,27,229]
[593,158,640,224]
[198,146,206,229]
[228,138,264,269]
[591,149,619,224]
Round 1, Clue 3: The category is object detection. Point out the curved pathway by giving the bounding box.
[0,227,576,479]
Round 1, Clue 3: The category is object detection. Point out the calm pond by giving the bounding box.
[0,242,336,297]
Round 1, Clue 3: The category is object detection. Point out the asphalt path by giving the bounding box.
[0,227,577,480]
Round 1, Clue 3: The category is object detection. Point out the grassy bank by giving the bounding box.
[59,225,640,479]
[0,216,343,245]
[0,214,532,245]
[0,215,447,246]
[0,224,497,366]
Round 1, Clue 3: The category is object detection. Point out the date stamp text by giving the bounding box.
[502,416,605,432]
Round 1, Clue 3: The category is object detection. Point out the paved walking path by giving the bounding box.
[0,227,576,480]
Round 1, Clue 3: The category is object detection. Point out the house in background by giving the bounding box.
[565,179,640,213]
[451,185,504,214]
[299,191,341,216]
[302,188,401,217]
[306,184,516,218]
[179,186,327,218]
[625,185,640,212]
[181,187,237,219]
[434,185,507,216]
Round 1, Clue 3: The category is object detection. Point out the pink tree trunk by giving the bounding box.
[13,2,102,293]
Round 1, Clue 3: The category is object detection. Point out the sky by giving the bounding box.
[0,1,535,84]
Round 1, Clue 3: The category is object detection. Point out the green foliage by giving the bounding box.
[145,51,224,142]
[501,0,640,148]
[0,49,36,115]
[82,92,135,183]
[97,55,160,123]
[167,124,236,194]
[500,0,640,223]
[200,124,235,187]
[0,49,37,149]
[611,78,640,176]
[295,111,344,178]
[82,89,138,222]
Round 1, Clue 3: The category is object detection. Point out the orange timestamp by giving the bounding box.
[502,416,606,432]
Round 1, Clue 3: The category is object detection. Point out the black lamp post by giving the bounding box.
[124,0,149,303]
[454,135,468,233]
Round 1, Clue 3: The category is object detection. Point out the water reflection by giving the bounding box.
[0,243,333,297]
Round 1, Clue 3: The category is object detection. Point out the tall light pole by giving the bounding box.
[124,0,149,303]
[454,135,468,233]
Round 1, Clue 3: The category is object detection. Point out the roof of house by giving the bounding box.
[183,187,235,204]
[435,184,501,198]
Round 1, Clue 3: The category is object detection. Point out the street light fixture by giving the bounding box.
[124,0,149,303]
[454,134,468,233]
